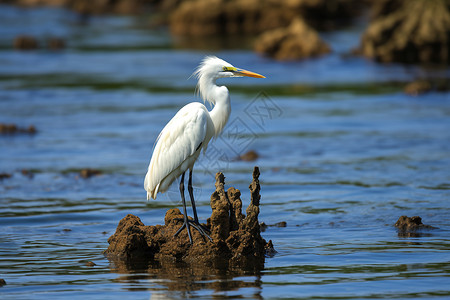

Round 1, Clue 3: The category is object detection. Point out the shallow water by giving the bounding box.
[1,4,450,299]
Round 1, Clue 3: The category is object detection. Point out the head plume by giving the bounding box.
[193,56,234,104]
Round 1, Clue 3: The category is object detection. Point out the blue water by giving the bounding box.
[1,4,450,299]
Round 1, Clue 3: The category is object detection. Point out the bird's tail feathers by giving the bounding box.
[146,182,160,200]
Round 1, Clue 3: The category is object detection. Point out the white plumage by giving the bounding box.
[144,102,212,200]
[143,56,265,243]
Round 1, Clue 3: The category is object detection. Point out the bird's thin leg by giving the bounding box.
[188,169,212,241]
[174,172,193,244]
[188,169,200,223]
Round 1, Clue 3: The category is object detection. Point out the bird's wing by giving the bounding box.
[145,103,208,199]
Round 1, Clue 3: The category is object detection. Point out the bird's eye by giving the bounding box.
[223,66,228,71]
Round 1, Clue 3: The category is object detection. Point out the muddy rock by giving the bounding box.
[260,221,287,232]
[47,37,66,50]
[254,18,331,61]
[0,123,18,134]
[79,168,102,178]
[359,0,450,64]
[395,215,435,231]
[404,80,432,96]
[404,78,450,95]
[85,261,96,267]
[264,240,277,257]
[14,35,39,50]
[21,169,34,179]
[0,123,37,135]
[239,150,259,161]
[105,167,274,269]
[0,173,12,181]
[13,35,65,51]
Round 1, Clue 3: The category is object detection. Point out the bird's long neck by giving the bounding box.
[209,89,231,137]
[199,76,231,137]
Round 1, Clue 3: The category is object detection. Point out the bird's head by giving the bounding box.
[194,56,265,81]
[193,56,265,104]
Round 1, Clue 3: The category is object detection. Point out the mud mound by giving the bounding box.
[404,79,450,95]
[79,168,102,178]
[254,18,331,61]
[105,167,274,269]
[13,35,39,50]
[0,123,37,135]
[395,215,435,231]
[404,80,432,96]
[360,0,450,64]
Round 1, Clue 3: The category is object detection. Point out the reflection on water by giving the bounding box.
[109,257,263,299]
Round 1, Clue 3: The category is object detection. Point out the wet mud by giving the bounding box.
[404,80,432,96]
[238,150,259,162]
[85,261,96,267]
[0,169,36,181]
[0,173,12,181]
[105,167,274,270]
[0,123,37,135]
[260,221,287,232]
[21,169,34,179]
[79,168,102,178]
[404,79,450,96]
[47,37,66,50]
[13,35,39,50]
[13,35,66,51]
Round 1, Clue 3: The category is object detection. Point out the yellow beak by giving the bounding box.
[234,68,266,78]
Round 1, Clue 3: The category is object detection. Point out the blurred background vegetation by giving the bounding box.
[4,0,450,65]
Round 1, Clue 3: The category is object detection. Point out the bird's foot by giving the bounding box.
[174,218,212,244]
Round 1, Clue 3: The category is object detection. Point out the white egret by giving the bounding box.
[144,56,265,244]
